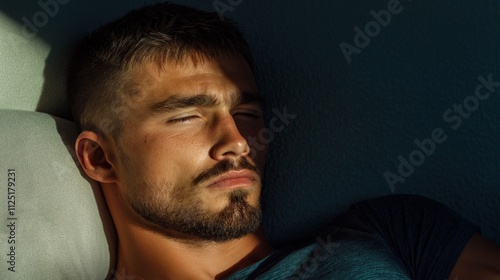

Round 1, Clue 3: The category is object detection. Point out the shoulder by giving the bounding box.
[449,233,500,279]
[341,194,480,247]
[326,194,483,279]
[352,193,448,210]
[335,194,466,230]
[349,194,467,221]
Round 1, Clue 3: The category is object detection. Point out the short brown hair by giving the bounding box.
[66,2,253,136]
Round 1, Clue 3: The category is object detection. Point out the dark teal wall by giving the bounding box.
[246,0,500,245]
[1,0,498,244]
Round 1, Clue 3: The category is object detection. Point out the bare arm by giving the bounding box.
[449,233,500,279]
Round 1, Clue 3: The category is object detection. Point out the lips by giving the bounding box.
[205,170,258,189]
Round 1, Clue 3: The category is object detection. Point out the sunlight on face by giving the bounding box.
[113,54,267,242]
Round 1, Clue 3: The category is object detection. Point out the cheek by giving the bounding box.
[117,123,208,186]
[137,133,208,176]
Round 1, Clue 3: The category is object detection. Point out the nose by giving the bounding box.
[210,114,250,161]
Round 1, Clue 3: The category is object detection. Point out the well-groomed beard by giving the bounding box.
[125,157,262,243]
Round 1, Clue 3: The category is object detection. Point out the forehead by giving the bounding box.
[125,54,257,100]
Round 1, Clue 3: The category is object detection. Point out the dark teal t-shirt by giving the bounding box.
[227,194,479,280]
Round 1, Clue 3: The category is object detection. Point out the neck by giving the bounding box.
[114,224,273,280]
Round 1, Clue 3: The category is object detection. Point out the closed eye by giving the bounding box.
[233,112,261,119]
[168,115,200,124]
[232,107,263,119]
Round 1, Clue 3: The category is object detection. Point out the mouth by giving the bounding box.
[205,170,258,189]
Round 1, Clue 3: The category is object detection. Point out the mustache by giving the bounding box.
[193,157,261,186]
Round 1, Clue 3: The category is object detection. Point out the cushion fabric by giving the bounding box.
[0,109,115,280]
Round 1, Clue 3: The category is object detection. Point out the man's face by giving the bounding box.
[111,54,266,242]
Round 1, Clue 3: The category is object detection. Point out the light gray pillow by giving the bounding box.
[0,110,115,280]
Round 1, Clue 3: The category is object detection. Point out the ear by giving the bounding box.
[75,130,118,183]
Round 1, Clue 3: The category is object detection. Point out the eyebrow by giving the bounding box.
[149,92,264,113]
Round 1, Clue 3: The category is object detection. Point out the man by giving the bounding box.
[67,2,500,279]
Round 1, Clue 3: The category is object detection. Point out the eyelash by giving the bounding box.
[168,111,261,124]
[169,116,198,123]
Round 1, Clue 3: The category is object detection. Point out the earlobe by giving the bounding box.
[75,131,118,183]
